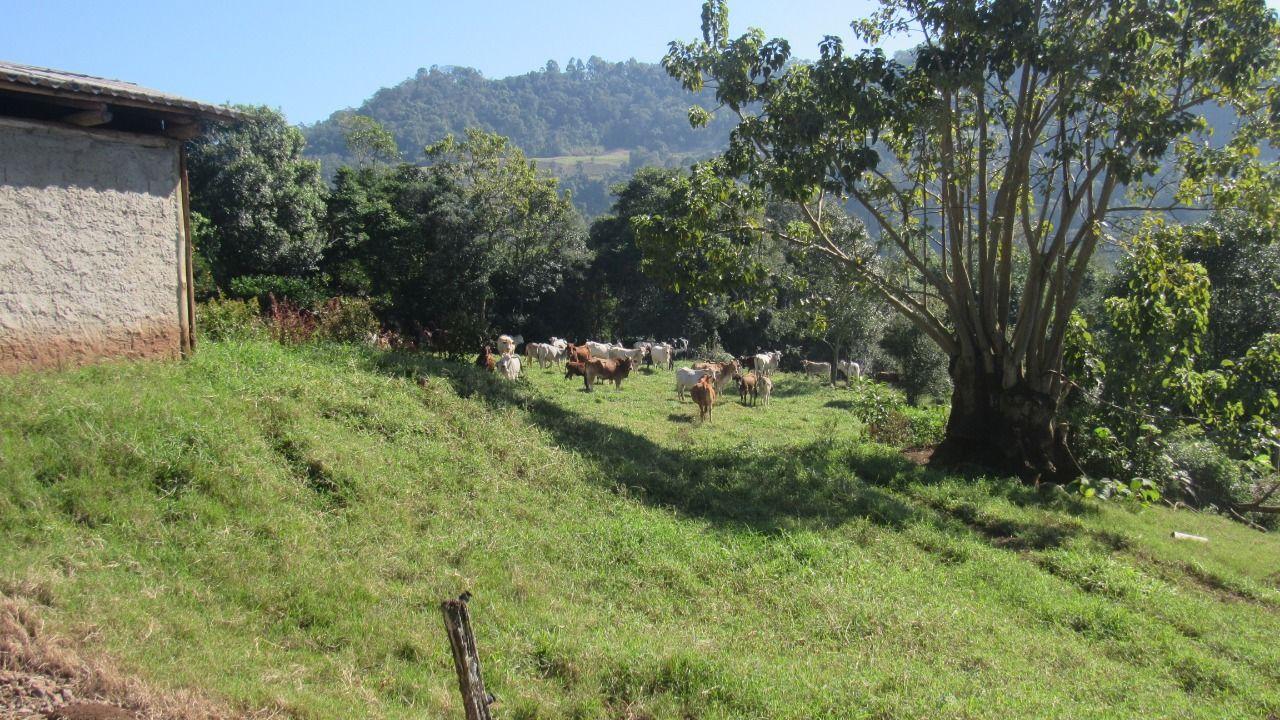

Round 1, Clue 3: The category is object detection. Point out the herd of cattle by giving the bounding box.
[472,335,883,422]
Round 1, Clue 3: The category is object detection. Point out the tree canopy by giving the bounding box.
[640,0,1280,480]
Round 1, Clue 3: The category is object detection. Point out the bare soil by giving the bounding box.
[0,598,226,720]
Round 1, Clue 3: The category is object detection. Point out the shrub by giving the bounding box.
[314,297,381,344]
[266,296,318,344]
[879,317,950,405]
[1166,433,1248,509]
[903,405,948,447]
[229,274,329,310]
[195,299,265,341]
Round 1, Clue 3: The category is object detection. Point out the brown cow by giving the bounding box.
[564,360,588,381]
[566,343,591,364]
[734,372,759,406]
[475,344,496,372]
[583,357,633,391]
[691,376,716,422]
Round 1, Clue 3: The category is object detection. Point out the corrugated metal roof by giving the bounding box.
[0,61,242,121]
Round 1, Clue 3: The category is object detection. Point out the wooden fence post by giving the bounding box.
[441,593,494,720]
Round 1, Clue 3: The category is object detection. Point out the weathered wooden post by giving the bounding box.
[440,592,494,720]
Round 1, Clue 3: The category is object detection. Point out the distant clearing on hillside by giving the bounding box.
[531,148,631,179]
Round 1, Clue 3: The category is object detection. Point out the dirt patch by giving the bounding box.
[0,597,228,719]
[902,446,935,466]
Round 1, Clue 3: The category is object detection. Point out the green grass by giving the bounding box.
[1,340,1278,719]
[531,149,632,179]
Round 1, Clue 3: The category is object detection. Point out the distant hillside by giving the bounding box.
[303,58,734,209]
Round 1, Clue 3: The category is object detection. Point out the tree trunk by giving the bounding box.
[932,352,1082,484]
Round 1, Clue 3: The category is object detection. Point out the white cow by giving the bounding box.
[753,352,778,377]
[802,360,832,381]
[498,352,522,380]
[650,343,673,370]
[586,340,612,358]
[675,367,717,401]
[609,345,646,364]
[838,360,862,382]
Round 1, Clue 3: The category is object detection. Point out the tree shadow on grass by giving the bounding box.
[366,351,1096,540]
[369,351,919,533]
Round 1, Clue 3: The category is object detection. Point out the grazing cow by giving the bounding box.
[802,360,832,382]
[564,361,588,381]
[475,345,496,372]
[690,376,716,422]
[734,372,759,405]
[675,366,716,401]
[566,343,591,364]
[837,360,862,384]
[757,375,773,405]
[584,357,634,391]
[650,343,673,370]
[498,352,521,380]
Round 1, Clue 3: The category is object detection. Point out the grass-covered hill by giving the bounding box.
[1,341,1278,718]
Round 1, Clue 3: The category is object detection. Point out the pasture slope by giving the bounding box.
[1,340,1278,719]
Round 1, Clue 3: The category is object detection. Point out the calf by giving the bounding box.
[475,344,496,372]
[498,352,521,380]
[757,375,773,405]
[735,372,759,405]
[564,360,588,381]
[584,357,634,391]
[690,376,716,422]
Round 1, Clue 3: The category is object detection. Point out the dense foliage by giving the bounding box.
[640,0,1280,482]
[303,59,737,169]
[186,106,329,284]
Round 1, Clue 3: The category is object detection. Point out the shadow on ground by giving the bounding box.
[365,350,1094,543]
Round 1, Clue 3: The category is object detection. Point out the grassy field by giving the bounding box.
[530,149,631,179]
[1,340,1278,719]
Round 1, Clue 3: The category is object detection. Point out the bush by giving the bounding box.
[1166,433,1248,509]
[229,274,330,310]
[196,299,265,341]
[314,297,381,344]
[903,405,948,447]
[879,317,950,405]
[265,296,318,344]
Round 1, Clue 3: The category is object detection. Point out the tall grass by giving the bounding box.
[1,341,1277,719]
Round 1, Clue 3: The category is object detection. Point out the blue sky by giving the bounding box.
[1,1,912,125]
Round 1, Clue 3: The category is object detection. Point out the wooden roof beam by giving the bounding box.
[63,103,112,127]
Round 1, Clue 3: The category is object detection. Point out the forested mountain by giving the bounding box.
[302,58,736,213]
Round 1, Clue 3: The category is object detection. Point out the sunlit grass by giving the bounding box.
[1,341,1276,719]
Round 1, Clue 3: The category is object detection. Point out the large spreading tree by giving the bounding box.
[640,0,1279,481]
